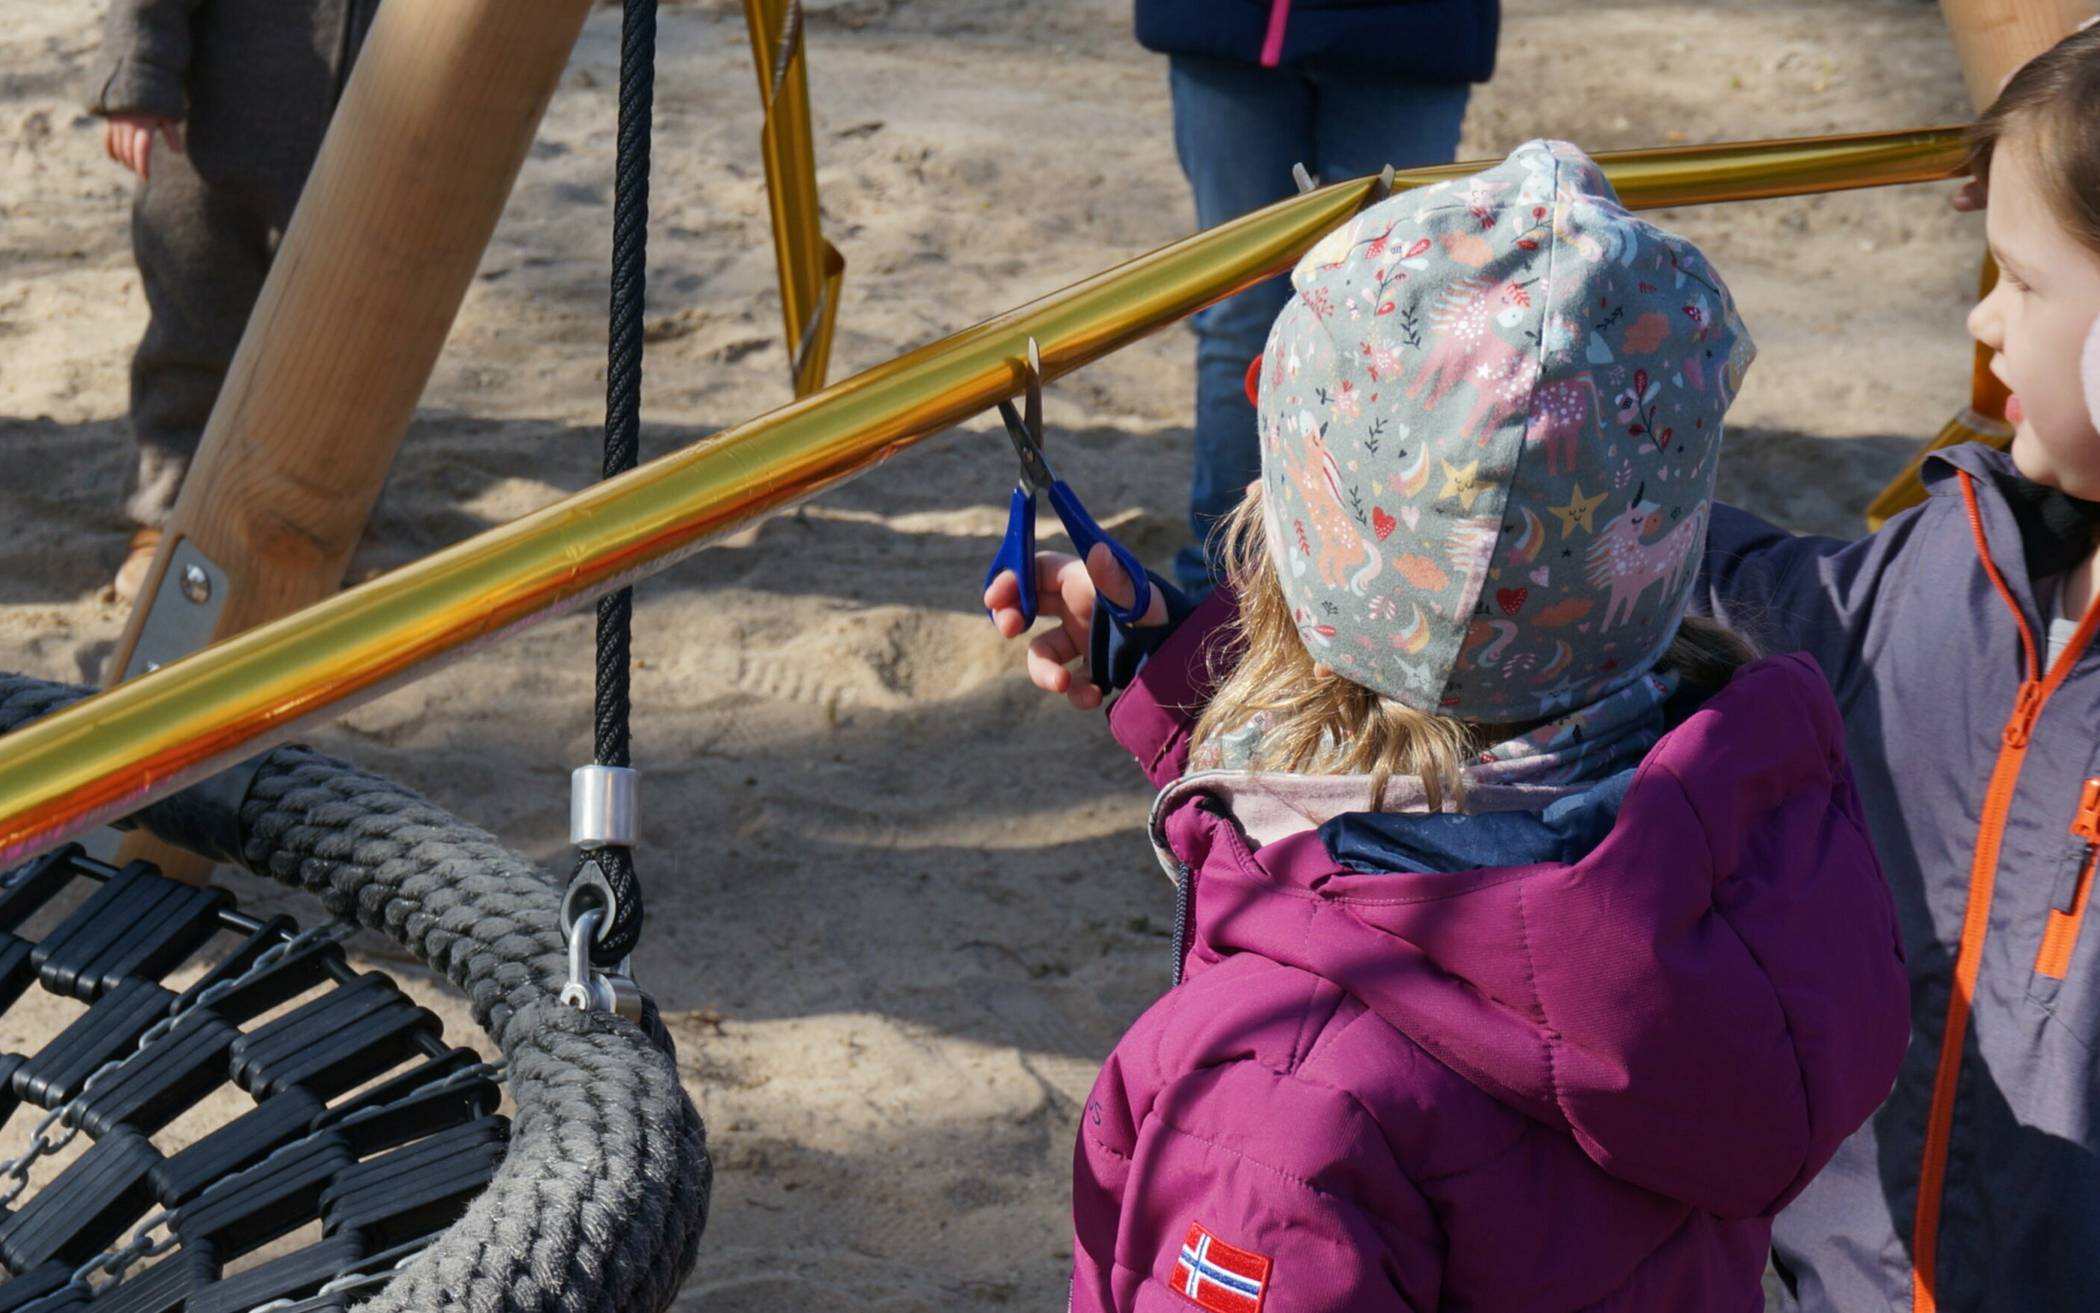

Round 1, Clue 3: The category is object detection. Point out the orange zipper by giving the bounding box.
[2035,780,2100,980]
[1912,473,2100,1313]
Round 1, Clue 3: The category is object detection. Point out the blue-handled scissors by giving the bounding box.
[983,338,1152,632]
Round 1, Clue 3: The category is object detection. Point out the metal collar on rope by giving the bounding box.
[561,765,644,1021]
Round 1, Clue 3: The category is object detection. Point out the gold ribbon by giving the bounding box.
[0,126,1969,867]
[745,0,845,397]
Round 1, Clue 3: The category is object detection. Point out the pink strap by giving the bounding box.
[1259,0,1292,67]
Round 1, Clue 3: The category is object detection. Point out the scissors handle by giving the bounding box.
[983,484,1039,627]
[1045,481,1152,626]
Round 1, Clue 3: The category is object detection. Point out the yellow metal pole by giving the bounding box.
[0,126,1970,868]
[744,0,845,397]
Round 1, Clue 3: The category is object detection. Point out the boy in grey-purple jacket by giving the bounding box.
[1698,31,2100,1310]
[1702,444,2100,1313]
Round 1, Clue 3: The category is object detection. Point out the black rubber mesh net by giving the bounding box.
[0,847,504,1313]
[0,674,709,1313]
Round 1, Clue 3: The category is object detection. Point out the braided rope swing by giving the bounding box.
[0,675,710,1312]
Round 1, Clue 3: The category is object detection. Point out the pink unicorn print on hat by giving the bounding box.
[1408,277,1532,414]
[1281,412,1382,595]
[1526,375,1602,475]
[1586,483,1707,631]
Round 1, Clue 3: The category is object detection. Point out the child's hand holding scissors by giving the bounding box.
[979,337,1169,709]
[984,544,1168,711]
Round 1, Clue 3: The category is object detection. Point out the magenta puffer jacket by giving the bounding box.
[1071,596,1910,1312]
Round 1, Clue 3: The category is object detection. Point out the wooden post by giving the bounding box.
[107,0,595,881]
[1938,0,2091,109]
[1866,1,2089,529]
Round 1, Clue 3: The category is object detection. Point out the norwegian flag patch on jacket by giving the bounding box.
[1171,1222,1271,1313]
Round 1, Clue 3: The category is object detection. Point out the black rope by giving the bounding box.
[578,0,657,967]
[599,0,654,766]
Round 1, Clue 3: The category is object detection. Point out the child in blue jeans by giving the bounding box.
[1135,0,1495,594]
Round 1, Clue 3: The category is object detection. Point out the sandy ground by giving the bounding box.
[0,0,1980,1307]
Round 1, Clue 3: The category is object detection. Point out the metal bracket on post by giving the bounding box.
[88,538,233,869]
[122,539,230,681]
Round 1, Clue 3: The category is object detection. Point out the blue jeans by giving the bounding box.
[1168,53,1470,595]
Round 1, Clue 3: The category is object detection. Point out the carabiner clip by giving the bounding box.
[560,906,645,1022]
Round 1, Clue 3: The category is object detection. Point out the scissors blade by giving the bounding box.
[997,400,1055,491]
[1025,338,1044,445]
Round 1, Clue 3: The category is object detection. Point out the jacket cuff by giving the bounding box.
[1086,572,1196,695]
[89,58,186,119]
[1104,587,1236,788]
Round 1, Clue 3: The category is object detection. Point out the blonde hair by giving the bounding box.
[1190,489,1756,809]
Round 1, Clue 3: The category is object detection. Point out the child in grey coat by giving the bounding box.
[1699,26,2100,1312]
[88,0,377,599]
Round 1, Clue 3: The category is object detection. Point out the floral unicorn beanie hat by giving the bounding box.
[1256,138,1755,721]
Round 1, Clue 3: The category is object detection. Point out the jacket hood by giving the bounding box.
[1159,653,1906,1217]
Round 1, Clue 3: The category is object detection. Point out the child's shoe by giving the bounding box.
[113,526,163,605]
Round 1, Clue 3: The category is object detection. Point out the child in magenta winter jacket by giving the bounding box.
[986,140,1910,1311]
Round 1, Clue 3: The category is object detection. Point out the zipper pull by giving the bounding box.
[2005,679,2046,748]
[1170,863,1193,988]
[2073,779,2100,845]
[2037,778,2100,981]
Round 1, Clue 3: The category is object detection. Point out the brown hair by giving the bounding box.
[1190,489,1756,810]
[1969,23,2100,256]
